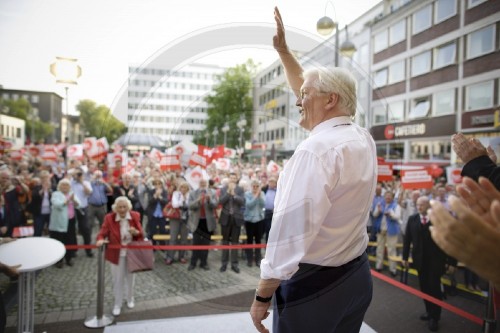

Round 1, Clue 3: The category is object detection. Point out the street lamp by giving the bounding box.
[27,109,39,144]
[222,122,230,147]
[316,2,356,66]
[50,57,82,143]
[236,115,247,149]
[212,126,219,147]
[204,132,210,147]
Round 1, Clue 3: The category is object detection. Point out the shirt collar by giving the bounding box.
[115,211,131,221]
[310,116,352,136]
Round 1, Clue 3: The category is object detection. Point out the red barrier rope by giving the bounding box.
[64,243,267,250]
[62,244,483,325]
[371,269,483,325]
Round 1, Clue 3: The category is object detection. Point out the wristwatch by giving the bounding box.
[255,289,272,303]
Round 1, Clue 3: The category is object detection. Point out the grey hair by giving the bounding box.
[112,196,133,212]
[57,178,71,191]
[303,66,357,117]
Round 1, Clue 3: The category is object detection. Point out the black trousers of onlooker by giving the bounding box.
[75,207,92,256]
[148,216,167,246]
[417,265,443,321]
[244,220,263,265]
[263,209,273,242]
[221,216,241,266]
[190,218,211,267]
[50,217,77,263]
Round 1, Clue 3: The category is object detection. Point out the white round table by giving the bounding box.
[0,237,65,333]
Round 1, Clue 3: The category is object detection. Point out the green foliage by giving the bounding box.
[76,99,127,143]
[0,97,53,142]
[201,59,257,148]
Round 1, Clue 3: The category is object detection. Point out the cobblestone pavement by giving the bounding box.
[4,246,261,328]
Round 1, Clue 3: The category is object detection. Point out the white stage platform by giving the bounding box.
[104,312,376,333]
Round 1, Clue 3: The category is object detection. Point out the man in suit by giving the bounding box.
[187,179,217,271]
[403,196,456,332]
[218,172,245,273]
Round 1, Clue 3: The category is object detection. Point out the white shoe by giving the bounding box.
[112,306,121,316]
[127,299,135,309]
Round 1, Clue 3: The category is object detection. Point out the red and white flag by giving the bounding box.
[149,148,164,162]
[9,150,23,161]
[267,160,281,174]
[446,166,463,185]
[160,154,182,171]
[215,158,231,171]
[224,147,237,159]
[67,144,84,160]
[189,152,207,168]
[185,166,209,190]
[401,169,433,189]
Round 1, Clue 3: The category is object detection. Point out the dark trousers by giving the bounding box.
[0,291,5,333]
[50,217,77,263]
[75,207,92,255]
[244,220,263,265]
[34,213,50,237]
[418,265,443,321]
[221,216,241,266]
[273,253,372,333]
[191,219,210,267]
[263,210,273,243]
[148,216,167,246]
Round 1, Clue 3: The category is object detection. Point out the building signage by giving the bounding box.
[471,114,494,126]
[372,115,456,141]
[384,123,426,140]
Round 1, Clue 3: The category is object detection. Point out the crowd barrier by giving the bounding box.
[49,243,497,331]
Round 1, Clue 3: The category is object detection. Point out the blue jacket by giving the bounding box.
[244,191,265,223]
[372,200,401,236]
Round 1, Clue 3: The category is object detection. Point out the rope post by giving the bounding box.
[482,282,497,333]
[84,243,114,328]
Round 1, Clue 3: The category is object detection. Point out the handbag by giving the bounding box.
[162,202,181,219]
[126,240,154,273]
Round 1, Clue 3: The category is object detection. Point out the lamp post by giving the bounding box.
[236,114,247,149]
[222,122,230,147]
[316,3,357,66]
[212,126,219,147]
[204,132,210,147]
[27,109,39,144]
[50,57,82,144]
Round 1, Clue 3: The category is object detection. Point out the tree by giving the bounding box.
[76,99,127,143]
[200,59,257,148]
[0,97,53,143]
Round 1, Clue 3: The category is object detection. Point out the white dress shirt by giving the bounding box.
[260,116,377,280]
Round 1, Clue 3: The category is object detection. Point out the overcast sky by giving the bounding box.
[0,0,380,118]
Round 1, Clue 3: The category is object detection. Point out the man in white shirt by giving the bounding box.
[71,167,93,257]
[250,7,377,333]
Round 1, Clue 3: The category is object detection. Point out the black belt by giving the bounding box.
[297,253,366,274]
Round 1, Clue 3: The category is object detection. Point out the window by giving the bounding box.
[374,68,388,87]
[388,101,405,122]
[468,0,487,9]
[466,81,494,111]
[389,20,406,46]
[411,51,431,77]
[433,89,455,116]
[409,98,430,119]
[467,25,495,60]
[434,42,456,69]
[388,60,405,84]
[388,142,404,159]
[16,128,21,138]
[373,105,387,125]
[412,5,432,35]
[435,0,457,23]
[374,30,388,53]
